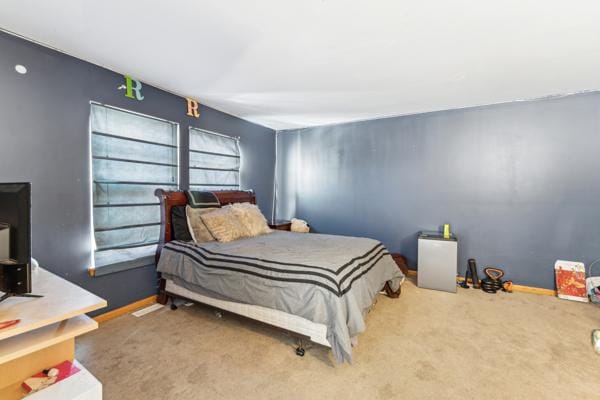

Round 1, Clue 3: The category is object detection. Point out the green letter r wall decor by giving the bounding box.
[123,75,144,101]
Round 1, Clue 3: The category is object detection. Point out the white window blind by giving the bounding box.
[189,127,240,190]
[90,103,179,270]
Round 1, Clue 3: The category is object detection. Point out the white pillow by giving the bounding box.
[200,206,251,243]
[291,218,310,233]
[230,203,272,237]
[185,205,217,243]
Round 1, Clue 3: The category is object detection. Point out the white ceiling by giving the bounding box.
[1,1,600,130]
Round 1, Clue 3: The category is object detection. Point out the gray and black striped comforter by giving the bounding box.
[157,231,404,363]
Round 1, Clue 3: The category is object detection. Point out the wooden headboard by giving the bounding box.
[154,189,256,255]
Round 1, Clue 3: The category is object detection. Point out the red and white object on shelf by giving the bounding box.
[22,360,80,394]
[25,360,102,400]
[555,260,588,302]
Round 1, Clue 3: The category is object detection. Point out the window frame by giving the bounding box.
[89,101,180,276]
[188,126,241,190]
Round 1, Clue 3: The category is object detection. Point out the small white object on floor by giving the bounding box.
[184,302,194,307]
[592,330,600,354]
[291,218,310,233]
[131,303,164,317]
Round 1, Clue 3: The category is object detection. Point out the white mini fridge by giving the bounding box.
[417,231,458,293]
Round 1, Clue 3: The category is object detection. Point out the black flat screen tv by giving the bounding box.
[0,182,37,301]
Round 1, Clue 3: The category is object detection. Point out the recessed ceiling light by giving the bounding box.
[15,65,27,74]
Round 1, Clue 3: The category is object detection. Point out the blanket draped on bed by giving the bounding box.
[157,231,404,363]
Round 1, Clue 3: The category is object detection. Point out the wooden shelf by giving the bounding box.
[0,267,105,400]
[0,268,106,341]
[0,315,97,364]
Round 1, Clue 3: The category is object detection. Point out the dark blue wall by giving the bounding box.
[276,92,600,289]
[0,31,275,313]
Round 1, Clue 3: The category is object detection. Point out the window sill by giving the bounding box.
[88,255,155,277]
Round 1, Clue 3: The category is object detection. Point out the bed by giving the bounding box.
[154,189,404,363]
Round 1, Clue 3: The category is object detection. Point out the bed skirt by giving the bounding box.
[165,278,331,347]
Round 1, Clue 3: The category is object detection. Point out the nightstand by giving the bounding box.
[390,253,409,275]
[269,220,292,231]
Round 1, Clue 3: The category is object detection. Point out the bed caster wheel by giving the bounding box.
[170,303,178,310]
[295,347,305,357]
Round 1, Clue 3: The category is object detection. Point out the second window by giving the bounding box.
[189,127,240,190]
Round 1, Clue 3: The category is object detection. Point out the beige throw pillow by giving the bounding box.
[230,203,272,237]
[185,205,217,243]
[200,206,250,243]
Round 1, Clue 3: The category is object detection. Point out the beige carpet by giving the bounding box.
[76,278,600,400]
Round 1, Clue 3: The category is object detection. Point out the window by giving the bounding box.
[189,127,240,190]
[90,103,179,272]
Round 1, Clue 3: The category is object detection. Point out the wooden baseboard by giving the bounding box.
[510,284,556,297]
[93,295,157,324]
[408,269,556,297]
